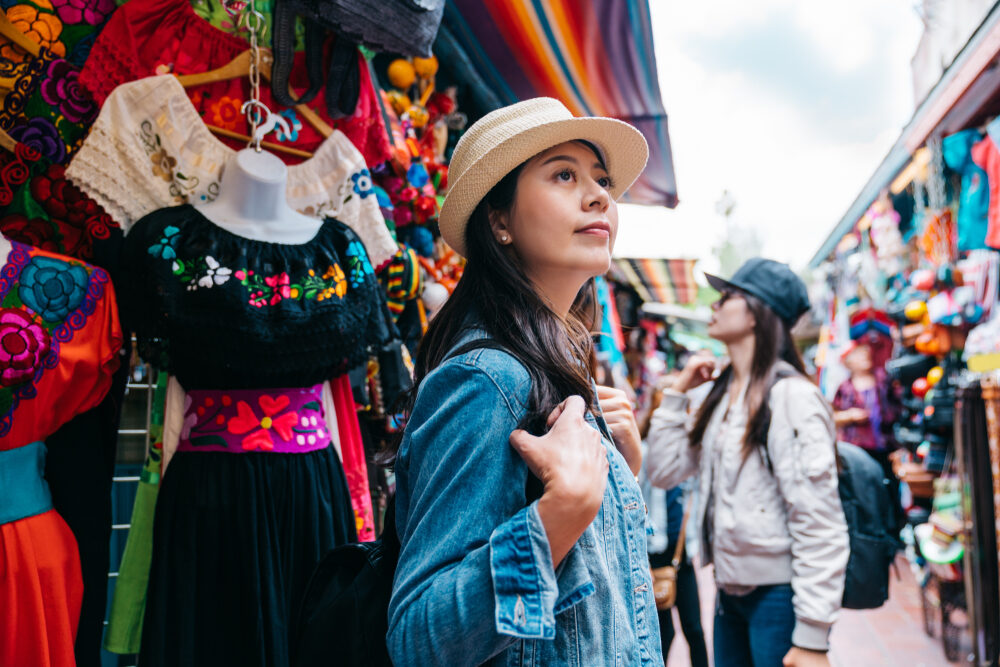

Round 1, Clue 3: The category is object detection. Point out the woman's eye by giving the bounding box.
[557,169,574,181]
[598,176,612,188]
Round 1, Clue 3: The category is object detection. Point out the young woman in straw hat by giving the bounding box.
[386,98,662,666]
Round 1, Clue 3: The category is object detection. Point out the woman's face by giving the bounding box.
[494,142,618,285]
[708,289,756,343]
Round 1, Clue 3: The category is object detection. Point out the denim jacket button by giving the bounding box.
[514,594,527,627]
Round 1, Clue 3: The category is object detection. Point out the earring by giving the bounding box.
[499,233,509,243]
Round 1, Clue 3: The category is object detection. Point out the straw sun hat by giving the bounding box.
[438,97,649,257]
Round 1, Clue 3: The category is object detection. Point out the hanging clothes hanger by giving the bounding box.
[0,126,17,153]
[176,48,334,141]
[0,13,40,58]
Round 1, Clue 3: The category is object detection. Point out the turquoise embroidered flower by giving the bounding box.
[276,109,302,142]
[18,256,89,322]
[148,226,181,260]
[351,169,374,199]
[345,239,373,288]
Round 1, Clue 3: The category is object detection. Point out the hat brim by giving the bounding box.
[704,273,736,294]
[914,523,964,565]
[439,116,649,257]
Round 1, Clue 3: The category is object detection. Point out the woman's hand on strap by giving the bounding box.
[597,385,642,476]
[509,396,609,567]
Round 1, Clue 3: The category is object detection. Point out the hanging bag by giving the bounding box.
[271,0,445,118]
[651,497,692,610]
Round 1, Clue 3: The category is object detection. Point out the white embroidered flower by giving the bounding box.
[198,256,232,288]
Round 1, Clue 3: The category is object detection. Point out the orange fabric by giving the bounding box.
[0,509,83,667]
[0,244,122,450]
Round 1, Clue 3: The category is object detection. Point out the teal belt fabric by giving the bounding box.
[0,441,53,525]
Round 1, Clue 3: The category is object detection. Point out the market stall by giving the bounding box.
[810,6,1000,662]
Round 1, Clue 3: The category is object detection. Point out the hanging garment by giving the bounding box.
[331,373,374,541]
[65,74,397,268]
[77,0,391,167]
[0,0,115,69]
[970,117,1000,250]
[942,128,991,251]
[121,205,393,667]
[0,238,122,667]
[0,142,119,260]
[0,47,99,164]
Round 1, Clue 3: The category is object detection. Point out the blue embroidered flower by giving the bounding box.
[148,226,181,260]
[276,109,302,142]
[351,169,374,199]
[345,239,373,288]
[18,256,89,322]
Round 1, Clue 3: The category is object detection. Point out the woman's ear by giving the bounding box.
[489,209,513,245]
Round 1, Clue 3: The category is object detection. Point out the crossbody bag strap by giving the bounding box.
[671,494,692,568]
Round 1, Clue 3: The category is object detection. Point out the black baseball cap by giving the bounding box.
[705,258,811,326]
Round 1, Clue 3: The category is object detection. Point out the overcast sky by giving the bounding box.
[614,0,925,273]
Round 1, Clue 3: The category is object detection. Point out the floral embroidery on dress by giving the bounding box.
[226,394,300,451]
[351,169,373,199]
[344,239,373,289]
[148,225,180,260]
[10,116,65,163]
[51,0,115,26]
[0,242,107,436]
[38,58,96,124]
[275,109,301,142]
[207,95,242,131]
[234,264,347,307]
[18,255,88,322]
[171,255,232,291]
[0,6,65,62]
[138,120,211,203]
[293,411,326,447]
[150,148,177,182]
[0,307,50,387]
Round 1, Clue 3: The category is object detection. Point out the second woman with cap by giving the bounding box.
[645,259,849,667]
[386,98,662,666]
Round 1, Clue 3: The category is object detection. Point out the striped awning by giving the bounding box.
[436,0,677,207]
[611,258,698,305]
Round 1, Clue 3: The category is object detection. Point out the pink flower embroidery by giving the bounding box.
[226,394,299,451]
[264,272,291,305]
[52,0,115,26]
[0,308,50,387]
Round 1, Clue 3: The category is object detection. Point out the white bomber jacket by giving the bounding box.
[645,367,849,651]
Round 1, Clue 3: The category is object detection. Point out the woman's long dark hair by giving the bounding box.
[389,144,604,455]
[688,291,807,461]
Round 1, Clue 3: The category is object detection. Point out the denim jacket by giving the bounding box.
[387,331,663,666]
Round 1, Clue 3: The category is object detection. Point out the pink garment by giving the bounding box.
[970,135,1000,249]
[331,374,375,541]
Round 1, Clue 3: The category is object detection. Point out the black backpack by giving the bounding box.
[835,441,903,609]
[768,367,902,610]
[293,497,399,667]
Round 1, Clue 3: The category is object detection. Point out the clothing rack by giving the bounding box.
[955,373,1000,666]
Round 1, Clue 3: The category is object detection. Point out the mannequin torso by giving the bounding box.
[196,149,322,244]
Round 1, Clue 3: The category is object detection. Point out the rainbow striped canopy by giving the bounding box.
[436,0,677,207]
[611,258,698,305]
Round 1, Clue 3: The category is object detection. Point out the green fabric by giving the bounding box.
[103,373,167,655]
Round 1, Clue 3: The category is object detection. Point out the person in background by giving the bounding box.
[639,371,710,667]
[832,341,900,477]
[645,258,849,667]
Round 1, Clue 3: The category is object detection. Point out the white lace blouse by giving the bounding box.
[65,74,398,268]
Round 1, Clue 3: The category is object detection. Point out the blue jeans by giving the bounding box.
[714,584,795,667]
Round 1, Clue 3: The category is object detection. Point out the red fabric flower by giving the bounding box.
[30,164,99,231]
[0,215,62,252]
[226,394,299,451]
